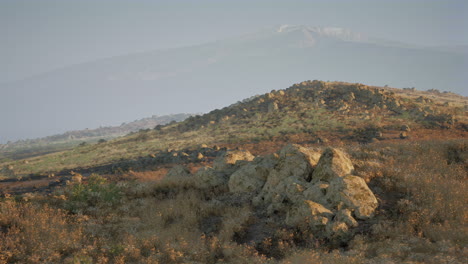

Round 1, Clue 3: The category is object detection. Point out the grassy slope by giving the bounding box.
[0,113,193,162]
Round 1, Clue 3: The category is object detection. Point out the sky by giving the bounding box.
[0,0,467,143]
[1,0,467,83]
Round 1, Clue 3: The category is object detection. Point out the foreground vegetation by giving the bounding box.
[1,139,466,263]
[0,81,466,263]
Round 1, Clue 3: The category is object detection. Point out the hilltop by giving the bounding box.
[2,25,466,142]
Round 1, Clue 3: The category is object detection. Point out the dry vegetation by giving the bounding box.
[0,81,467,263]
[1,139,466,263]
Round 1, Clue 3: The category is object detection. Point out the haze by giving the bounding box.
[1,0,467,143]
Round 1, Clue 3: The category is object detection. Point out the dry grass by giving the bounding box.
[0,139,467,263]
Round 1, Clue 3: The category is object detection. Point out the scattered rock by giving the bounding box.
[70,172,82,184]
[400,132,409,139]
[268,102,279,113]
[401,124,411,131]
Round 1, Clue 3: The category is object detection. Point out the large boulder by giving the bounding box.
[302,181,330,205]
[193,167,228,189]
[335,209,358,228]
[277,144,322,181]
[325,175,378,219]
[312,147,354,182]
[285,200,334,230]
[166,165,191,178]
[213,149,255,172]
[253,145,321,205]
[228,160,270,193]
[263,176,312,214]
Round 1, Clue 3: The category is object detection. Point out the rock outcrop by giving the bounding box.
[166,144,378,242]
[193,167,228,189]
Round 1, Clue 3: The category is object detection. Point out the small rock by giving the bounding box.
[401,124,411,131]
[400,132,409,139]
[268,102,279,113]
[213,149,255,172]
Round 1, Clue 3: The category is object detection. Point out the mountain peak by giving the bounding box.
[275,25,369,43]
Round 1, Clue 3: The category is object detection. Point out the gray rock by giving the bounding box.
[312,147,354,183]
[325,175,378,219]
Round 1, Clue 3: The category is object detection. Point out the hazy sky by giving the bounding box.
[2,0,467,83]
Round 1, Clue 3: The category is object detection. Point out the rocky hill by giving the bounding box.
[0,80,467,263]
[166,80,467,143]
[1,80,466,179]
[3,25,466,143]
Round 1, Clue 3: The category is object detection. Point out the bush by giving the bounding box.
[64,174,122,214]
[0,200,83,263]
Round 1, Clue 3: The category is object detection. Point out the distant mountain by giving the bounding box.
[2,25,466,142]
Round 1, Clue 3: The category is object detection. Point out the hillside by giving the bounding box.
[1,80,466,179]
[0,80,467,263]
[0,113,192,162]
[2,25,466,142]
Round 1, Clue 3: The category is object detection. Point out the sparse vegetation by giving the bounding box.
[0,81,467,263]
[0,140,466,263]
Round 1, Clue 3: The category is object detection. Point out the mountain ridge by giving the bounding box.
[2,26,466,142]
